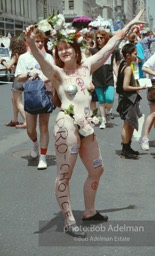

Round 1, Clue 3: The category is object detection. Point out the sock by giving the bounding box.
[40,148,47,155]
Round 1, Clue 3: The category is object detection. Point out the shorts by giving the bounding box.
[95,86,114,104]
[117,95,142,131]
[11,77,24,92]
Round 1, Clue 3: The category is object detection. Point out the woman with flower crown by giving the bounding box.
[25,11,144,238]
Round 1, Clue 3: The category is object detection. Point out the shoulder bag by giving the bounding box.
[24,77,54,114]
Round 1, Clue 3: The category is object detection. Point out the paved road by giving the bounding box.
[0,83,155,256]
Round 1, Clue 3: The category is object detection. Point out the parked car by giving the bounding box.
[0,47,13,82]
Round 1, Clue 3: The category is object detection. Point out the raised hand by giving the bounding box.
[129,9,145,26]
[24,25,35,44]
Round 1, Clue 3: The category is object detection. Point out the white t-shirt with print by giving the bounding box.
[15,51,54,90]
[143,53,155,80]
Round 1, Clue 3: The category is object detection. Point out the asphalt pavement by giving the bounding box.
[0,83,155,256]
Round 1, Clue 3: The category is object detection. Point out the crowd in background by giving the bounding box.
[1,19,155,163]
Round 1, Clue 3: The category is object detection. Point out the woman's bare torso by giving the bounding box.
[56,64,93,116]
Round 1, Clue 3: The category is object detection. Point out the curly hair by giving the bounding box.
[54,38,82,68]
[10,37,27,58]
[95,30,110,46]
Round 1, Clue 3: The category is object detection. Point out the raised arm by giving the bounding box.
[85,10,145,73]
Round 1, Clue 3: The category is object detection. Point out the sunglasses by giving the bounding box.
[96,37,103,39]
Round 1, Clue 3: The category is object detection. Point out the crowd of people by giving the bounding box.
[1,10,155,238]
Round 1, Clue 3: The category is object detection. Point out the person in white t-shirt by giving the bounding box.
[140,54,155,150]
[15,29,54,170]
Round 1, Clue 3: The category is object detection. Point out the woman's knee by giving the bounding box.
[105,94,114,104]
[90,165,104,180]
[27,126,36,138]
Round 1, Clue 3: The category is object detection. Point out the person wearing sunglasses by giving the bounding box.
[89,30,116,128]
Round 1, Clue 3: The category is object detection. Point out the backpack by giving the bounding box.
[24,77,54,114]
[116,60,128,94]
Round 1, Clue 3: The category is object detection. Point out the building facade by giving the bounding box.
[62,0,99,22]
[0,0,63,36]
[0,0,151,37]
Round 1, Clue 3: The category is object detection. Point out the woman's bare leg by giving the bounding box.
[79,134,104,218]
[54,113,80,226]
[14,91,26,124]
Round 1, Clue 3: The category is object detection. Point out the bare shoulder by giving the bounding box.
[124,65,132,76]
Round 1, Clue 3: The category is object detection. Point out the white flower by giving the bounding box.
[50,29,57,36]
[79,125,94,137]
[92,116,100,125]
[38,20,52,32]
[77,36,83,44]
[57,14,65,23]
[67,29,76,34]
[73,114,94,137]
[53,14,65,31]
[54,23,62,31]
[61,29,68,37]
[38,19,47,25]
[73,114,86,127]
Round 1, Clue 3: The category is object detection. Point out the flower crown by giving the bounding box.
[37,14,86,49]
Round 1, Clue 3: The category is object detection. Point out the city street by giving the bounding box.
[0,82,155,256]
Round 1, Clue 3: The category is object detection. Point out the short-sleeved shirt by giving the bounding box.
[142,53,155,80]
[15,51,54,91]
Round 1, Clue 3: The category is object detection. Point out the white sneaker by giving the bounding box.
[37,155,47,170]
[140,138,149,151]
[99,122,106,129]
[30,146,39,158]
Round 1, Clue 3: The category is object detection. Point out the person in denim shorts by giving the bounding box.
[0,37,27,128]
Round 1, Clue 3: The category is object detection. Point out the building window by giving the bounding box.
[69,0,74,10]
[62,1,65,10]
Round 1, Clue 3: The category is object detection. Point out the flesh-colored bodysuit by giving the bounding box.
[54,65,104,226]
